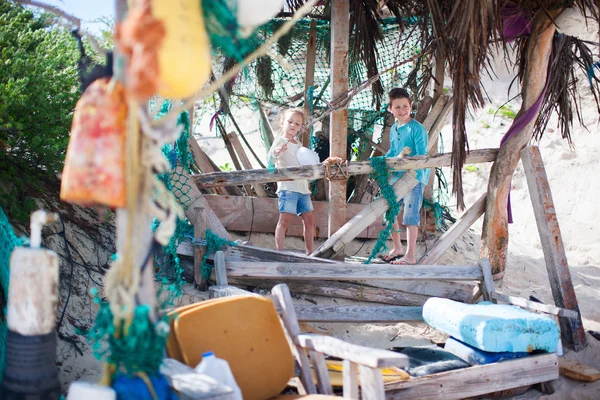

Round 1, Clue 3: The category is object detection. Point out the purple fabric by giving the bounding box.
[502,4,531,42]
[499,54,552,223]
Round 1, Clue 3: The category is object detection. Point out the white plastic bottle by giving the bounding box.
[195,351,243,400]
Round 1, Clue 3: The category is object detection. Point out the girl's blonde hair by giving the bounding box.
[280,108,306,130]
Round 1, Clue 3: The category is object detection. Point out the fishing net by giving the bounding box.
[0,206,23,381]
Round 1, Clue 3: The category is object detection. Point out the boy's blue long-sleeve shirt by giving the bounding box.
[385,119,431,185]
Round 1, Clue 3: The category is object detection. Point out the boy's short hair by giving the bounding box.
[388,88,412,104]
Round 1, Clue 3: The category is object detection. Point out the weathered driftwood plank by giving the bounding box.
[193,207,207,289]
[386,353,559,400]
[199,195,392,240]
[224,244,340,264]
[312,173,418,259]
[225,262,483,281]
[226,278,431,306]
[359,365,386,400]
[491,292,579,319]
[187,135,227,196]
[419,193,486,265]
[311,350,334,395]
[521,146,586,350]
[171,166,230,241]
[480,10,561,277]
[227,132,268,197]
[258,103,275,149]
[293,305,423,322]
[302,19,317,147]
[478,258,495,302]
[343,360,359,399]
[426,97,453,153]
[192,148,499,188]
[271,285,318,394]
[295,333,409,369]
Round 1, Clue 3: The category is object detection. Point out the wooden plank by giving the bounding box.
[311,351,334,395]
[208,285,253,299]
[329,0,350,255]
[491,292,579,319]
[293,305,423,322]
[227,132,268,197]
[202,195,389,239]
[359,365,385,400]
[312,172,419,259]
[386,353,559,400]
[193,207,207,289]
[520,146,586,350]
[226,262,483,281]
[478,258,494,302]
[192,148,499,188]
[427,96,453,153]
[213,251,227,287]
[419,194,486,264]
[342,360,359,399]
[258,103,275,150]
[271,284,318,394]
[171,166,230,241]
[302,19,317,147]
[227,279,431,306]
[559,358,600,382]
[296,333,409,369]
[224,244,340,264]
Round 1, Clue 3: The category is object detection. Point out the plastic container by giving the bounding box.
[195,352,243,400]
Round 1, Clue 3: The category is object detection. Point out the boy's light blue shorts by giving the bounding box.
[400,183,425,226]
[278,190,313,215]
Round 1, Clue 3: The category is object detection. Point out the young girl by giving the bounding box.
[268,108,315,254]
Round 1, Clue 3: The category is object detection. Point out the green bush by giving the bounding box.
[0,0,80,220]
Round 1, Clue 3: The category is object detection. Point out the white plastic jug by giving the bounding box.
[195,351,243,400]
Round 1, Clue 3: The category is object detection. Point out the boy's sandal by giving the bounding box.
[378,254,404,263]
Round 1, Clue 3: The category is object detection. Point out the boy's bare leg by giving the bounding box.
[275,213,293,251]
[301,211,315,254]
[388,219,405,256]
[392,225,418,265]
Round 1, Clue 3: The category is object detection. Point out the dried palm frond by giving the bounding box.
[349,0,385,109]
[535,34,600,144]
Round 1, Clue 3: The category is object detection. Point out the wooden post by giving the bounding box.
[520,146,586,351]
[480,10,561,277]
[193,206,208,290]
[303,19,317,147]
[329,0,349,259]
[228,132,268,197]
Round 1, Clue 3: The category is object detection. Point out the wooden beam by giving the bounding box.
[520,145,586,350]
[198,195,392,239]
[192,148,498,188]
[386,353,558,400]
[187,136,241,196]
[227,132,268,197]
[293,305,423,322]
[491,292,579,319]
[295,334,409,369]
[419,194,486,264]
[227,279,431,306]
[224,244,340,264]
[312,173,419,259]
[171,166,230,240]
[193,207,207,289]
[329,0,350,258]
[303,19,317,147]
[478,258,494,302]
[480,9,562,277]
[225,262,483,281]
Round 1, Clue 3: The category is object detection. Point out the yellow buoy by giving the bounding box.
[152,0,212,99]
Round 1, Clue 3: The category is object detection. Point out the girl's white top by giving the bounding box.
[269,136,310,194]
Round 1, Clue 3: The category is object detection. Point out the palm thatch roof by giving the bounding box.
[282,0,600,207]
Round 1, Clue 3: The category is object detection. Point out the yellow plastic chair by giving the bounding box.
[166,284,409,399]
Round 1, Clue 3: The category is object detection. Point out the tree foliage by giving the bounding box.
[0,0,80,221]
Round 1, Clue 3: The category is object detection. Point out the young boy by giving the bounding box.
[381,88,430,265]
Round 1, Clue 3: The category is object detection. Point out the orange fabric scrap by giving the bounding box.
[60,78,127,208]
[115,0,165,101]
